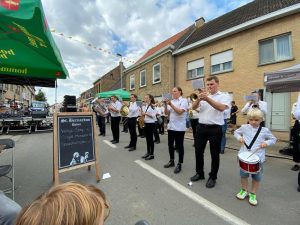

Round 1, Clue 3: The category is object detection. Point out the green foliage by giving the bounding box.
[35,89,47,102]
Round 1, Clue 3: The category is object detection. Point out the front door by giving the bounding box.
[266,92,290,131]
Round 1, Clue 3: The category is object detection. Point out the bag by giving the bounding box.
[157,115,163,125]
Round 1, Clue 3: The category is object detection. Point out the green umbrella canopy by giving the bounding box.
[98,89,132,101]
[0,0,68,87]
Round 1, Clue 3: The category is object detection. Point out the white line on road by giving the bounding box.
[103,140,117,148]
[135,160,250,225]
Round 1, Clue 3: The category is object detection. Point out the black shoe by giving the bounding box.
[102,134,106,136]
[174,163,181,174]
[206,177,216,188]
[145,155,154,160]
[291,165,300,171]
[98,134,102,136]
[128,147,136,151]
[298,186,300,192]
[164,160,175,168]
[124,145,131,149]
[111,140,119,144]
[110,140,115,143]
[141,153,149,159]
[124,131,128,133]
[140,136,145,138]
[155,140,160,144]
[190,173,205,182]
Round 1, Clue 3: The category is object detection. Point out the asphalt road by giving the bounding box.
[0,127,299,225]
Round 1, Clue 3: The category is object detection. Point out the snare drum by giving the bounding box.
[238,151,260,174]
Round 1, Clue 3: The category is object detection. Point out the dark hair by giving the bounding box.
[111,95,118,100]
[131,94,137,99]
[175,87,183,96]
[231,101,235,104]
[147,94,155,109]
[206,75,219,83]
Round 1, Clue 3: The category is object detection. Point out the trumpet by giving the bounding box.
[190,93,198,102]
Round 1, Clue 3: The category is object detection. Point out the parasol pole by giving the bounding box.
[55,80,57,112]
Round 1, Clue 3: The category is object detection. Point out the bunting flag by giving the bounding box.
[51,29,135,64]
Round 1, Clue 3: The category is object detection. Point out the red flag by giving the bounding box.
[0,0,20,11]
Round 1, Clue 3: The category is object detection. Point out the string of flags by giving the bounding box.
[50,29,136,64]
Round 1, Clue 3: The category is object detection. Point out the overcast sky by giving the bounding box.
[41,0,252,105]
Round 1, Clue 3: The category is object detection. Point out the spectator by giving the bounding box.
[0,191,21,225]
[15,182,110,225]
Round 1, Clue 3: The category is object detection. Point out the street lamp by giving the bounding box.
[117,53,123,89]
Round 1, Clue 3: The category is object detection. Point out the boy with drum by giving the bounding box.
[234,108,276,206]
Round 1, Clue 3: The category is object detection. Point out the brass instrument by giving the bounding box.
[188,109,193,118]
[120,105,129,117]
[94,103,106,116]
[190,93,198,102]
[138,105,145,128]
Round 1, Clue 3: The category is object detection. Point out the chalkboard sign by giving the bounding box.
[58,115,95,169]
[53,112,100,184]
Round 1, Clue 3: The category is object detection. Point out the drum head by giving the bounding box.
[238,151,259,163]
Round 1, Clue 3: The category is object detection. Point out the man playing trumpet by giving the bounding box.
[190,76,231,188]
[108,96,122,144]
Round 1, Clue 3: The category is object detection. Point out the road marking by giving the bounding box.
[135,160,250,225]
[103,140,117,148]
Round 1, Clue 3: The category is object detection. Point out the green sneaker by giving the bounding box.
[249,192,258,206]
[236,189,248,200]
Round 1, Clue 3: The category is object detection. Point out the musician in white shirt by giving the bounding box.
[107,95,122,144]
[190,76,231,188]
[163,87,188,174]
[124,94,139,151]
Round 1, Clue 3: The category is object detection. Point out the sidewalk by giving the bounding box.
[184,129,292,160]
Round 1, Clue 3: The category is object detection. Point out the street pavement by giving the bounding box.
[0,125,299,225]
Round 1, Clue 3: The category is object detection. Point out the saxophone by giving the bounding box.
[138,105,145,128]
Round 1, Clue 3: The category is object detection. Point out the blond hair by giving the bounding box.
[15,182,110,225]
[246,108,264,120]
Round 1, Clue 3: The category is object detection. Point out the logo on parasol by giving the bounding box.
[0,0,20,11]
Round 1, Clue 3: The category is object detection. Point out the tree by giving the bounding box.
[35,89,47,102]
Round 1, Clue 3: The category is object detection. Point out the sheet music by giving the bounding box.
[244,95,258,102]
[192,78,205,90]
[162,93,172,101]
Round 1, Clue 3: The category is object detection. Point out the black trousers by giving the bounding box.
[159,116,165,133]
[97,115,106,135]
[153,121,160,142]
[190,118,199,140]
[195,124,222,180]
[128,117,137,147]
[292,120,300,163]
[168,130,185,163]
[122,117,128,131]
[145,123,155,155]
[111,116,121,141]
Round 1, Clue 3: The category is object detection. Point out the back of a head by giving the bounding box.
[247,108,264,120]
[15,182,109,225]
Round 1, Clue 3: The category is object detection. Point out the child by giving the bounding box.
[234,108,277,206]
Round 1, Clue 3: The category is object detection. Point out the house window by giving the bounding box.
[140,70,146,87]
[130,75,135,90]
[259,33,292,65]
[211,50,233,74]
[187,59,204,80]
[152,63,161,84]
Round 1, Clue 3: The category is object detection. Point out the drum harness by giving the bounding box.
[243,126,262,153]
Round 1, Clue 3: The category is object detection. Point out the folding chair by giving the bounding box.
[0,139,15,200]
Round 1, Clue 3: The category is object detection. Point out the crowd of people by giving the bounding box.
[1,76,300,224]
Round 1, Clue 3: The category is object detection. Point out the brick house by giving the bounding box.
[173,0,300,131]
[123,24,196,100]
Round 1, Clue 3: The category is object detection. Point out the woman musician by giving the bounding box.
[163,87,188,174]
[141,94,157,160]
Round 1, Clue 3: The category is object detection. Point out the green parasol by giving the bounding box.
[98,89,132,101]
[0,0,68,87]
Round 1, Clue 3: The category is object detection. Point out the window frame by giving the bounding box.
[152,63,161,84]
[129,74,135,90]
[210,49,233,75]
[187,58,204,80]
[258,33,293,65]
[139,69,146,88]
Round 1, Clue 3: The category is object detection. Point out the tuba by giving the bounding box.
[120,105,129,117]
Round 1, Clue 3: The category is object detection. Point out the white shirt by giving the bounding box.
[234,124,277,163]
[198,91,231,125]
[223,107,231,120]
[128,102,139,118]
[294,93,300,120]
[142,104,156,123]
[167,96,188,131]
[109,101,122,117]
[241,100,267,118]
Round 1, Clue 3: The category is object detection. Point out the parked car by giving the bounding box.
[29,101,48,118]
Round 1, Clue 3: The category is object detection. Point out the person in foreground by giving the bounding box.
[0,191,21,225]
[15,182,110,225]
[234,108,277,206]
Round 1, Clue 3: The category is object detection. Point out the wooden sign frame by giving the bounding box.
[53,112,100,185]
